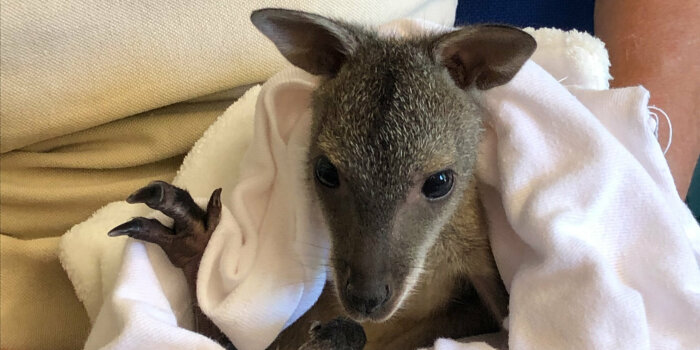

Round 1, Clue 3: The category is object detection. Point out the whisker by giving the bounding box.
[265,275,330,290]
[295,240,331,250]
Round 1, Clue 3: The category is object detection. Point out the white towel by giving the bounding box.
[432,62,700,350]
[59,19,700,350]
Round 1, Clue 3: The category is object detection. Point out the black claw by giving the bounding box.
[212,188,222,207]
[127,181,165,207]
[205,188,223,231]
[107,219,143,237]
[207,188,223,212]
[308,321,322,334]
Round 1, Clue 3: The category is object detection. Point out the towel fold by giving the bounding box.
[60,19,700,350]
[450,62,700,350]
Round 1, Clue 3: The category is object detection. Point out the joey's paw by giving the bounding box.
[108,181,222,268]
[299,318,366,350]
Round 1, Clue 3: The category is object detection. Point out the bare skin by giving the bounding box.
[595,0,700,199]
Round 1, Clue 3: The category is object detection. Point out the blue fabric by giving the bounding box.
[455,0,595,33]
[687,157,700,222]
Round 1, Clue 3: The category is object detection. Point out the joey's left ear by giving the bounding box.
[434,25,536,90]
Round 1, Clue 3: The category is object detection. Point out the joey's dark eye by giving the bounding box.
[315,156,340,188]
[421,170,454,199]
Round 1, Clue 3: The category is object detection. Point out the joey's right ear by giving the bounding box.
[251,8,357,76]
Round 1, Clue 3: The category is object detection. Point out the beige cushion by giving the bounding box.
[0,1,456,348]
[0,0,456,153]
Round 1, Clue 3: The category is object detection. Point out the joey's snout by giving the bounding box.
[334,259,402,321]
[343,274,392,317]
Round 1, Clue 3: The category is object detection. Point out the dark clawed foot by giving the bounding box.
[299,318,366,350]
[107,181,223,269]
[108,181,230,345]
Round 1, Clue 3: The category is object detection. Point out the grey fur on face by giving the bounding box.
[308,32,486,321]
[252,8,535,322]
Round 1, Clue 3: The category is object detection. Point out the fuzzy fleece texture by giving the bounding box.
[60,20,700,350]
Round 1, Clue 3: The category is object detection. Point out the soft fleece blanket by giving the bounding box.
[60,20,700,350]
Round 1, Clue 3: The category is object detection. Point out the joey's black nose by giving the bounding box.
[345,279,391,315]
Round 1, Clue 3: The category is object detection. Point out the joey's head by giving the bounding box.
[252,9,535,322]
